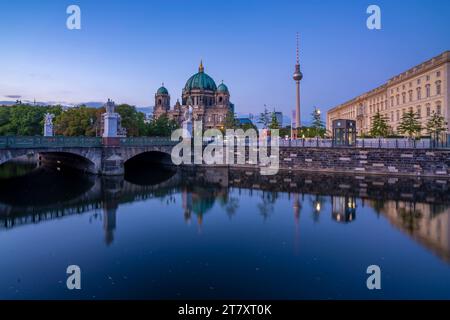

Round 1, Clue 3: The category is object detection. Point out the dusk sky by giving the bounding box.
[1,0,449,122]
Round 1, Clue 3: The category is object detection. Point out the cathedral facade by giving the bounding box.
[153,61,234,130]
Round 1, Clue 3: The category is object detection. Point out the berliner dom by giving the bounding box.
[153,61,234,130]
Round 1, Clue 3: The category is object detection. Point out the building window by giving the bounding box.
[408,90,413,102]
[391,111,394,122]
[158,99,162,105]
[426,105,431,117]
[437,104,441,115]
[426,75,430,81]
[409,82,412,87]
[391,96,394,107]
[396,110,400,121]
[426,84,431,98]
[417,79,421,85]
[416,87,421,100]
[436,81,442,95]
[396,95,400,105]
[437,71,441,77]
[417,106,421,118]
[402,92,406,104]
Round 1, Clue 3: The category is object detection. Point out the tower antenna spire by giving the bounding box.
[296,32,299,65]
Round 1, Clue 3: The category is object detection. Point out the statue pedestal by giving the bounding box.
[103,113,119,138]
[43,113,54,137]
[183,121,193,139]
[44,124,53,137]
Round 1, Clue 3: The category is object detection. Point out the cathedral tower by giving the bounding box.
[154,83,170,119]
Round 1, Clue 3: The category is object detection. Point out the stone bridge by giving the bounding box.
[0,136,176,175]
[3,136,450,178]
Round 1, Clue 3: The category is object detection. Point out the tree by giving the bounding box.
[54,106,98,136]
[398,110,422,139]
[269,112,280,130]
[116,104,146,136]
[239,122,257,131]
[426,111,447,143]
[0,104,62,136]
[279,126,291,138]
[297,126,315,138]
[257,106,270,129]
[311,107,324,129]
[310,107,326,137]
[369,111,390,137]
[147,114,179,137]
[224,110,237,129]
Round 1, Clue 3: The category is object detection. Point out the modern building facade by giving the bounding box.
[153,61,234,130]
[326,51,450,136]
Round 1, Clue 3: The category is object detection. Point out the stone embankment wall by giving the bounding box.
[266,147,450,178]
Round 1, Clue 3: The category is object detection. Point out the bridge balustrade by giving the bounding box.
[0,136,179,149]
[0,136,102,148]
[119,137,177,146]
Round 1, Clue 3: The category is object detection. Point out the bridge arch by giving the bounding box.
[0,148,102,174]
[123,149,176,184]
[38,151,98,174]
[124,150,173,167]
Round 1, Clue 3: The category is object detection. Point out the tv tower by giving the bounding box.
[293,33,303,137]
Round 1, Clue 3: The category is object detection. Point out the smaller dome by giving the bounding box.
[157,85,169,95]
[217,82,229,93]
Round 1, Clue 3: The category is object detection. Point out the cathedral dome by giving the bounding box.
[184,61,217,92]
[157,85,169,95]
[217,82,229,93]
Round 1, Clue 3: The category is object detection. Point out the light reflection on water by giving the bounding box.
[0,161,449,299]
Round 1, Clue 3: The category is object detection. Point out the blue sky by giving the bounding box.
[0,0,449,122]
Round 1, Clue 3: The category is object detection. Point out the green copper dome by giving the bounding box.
[157,85,169,95]
[217,82,229,93]
[184,61,217,92]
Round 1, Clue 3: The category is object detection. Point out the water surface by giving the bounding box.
[0,162,449,299]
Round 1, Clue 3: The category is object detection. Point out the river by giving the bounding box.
[0,161,449,299]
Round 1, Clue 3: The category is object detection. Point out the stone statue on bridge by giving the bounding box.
[44,113,55,137]
[182,105,193,139]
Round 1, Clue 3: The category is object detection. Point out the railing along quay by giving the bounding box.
[279,138,450,149]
